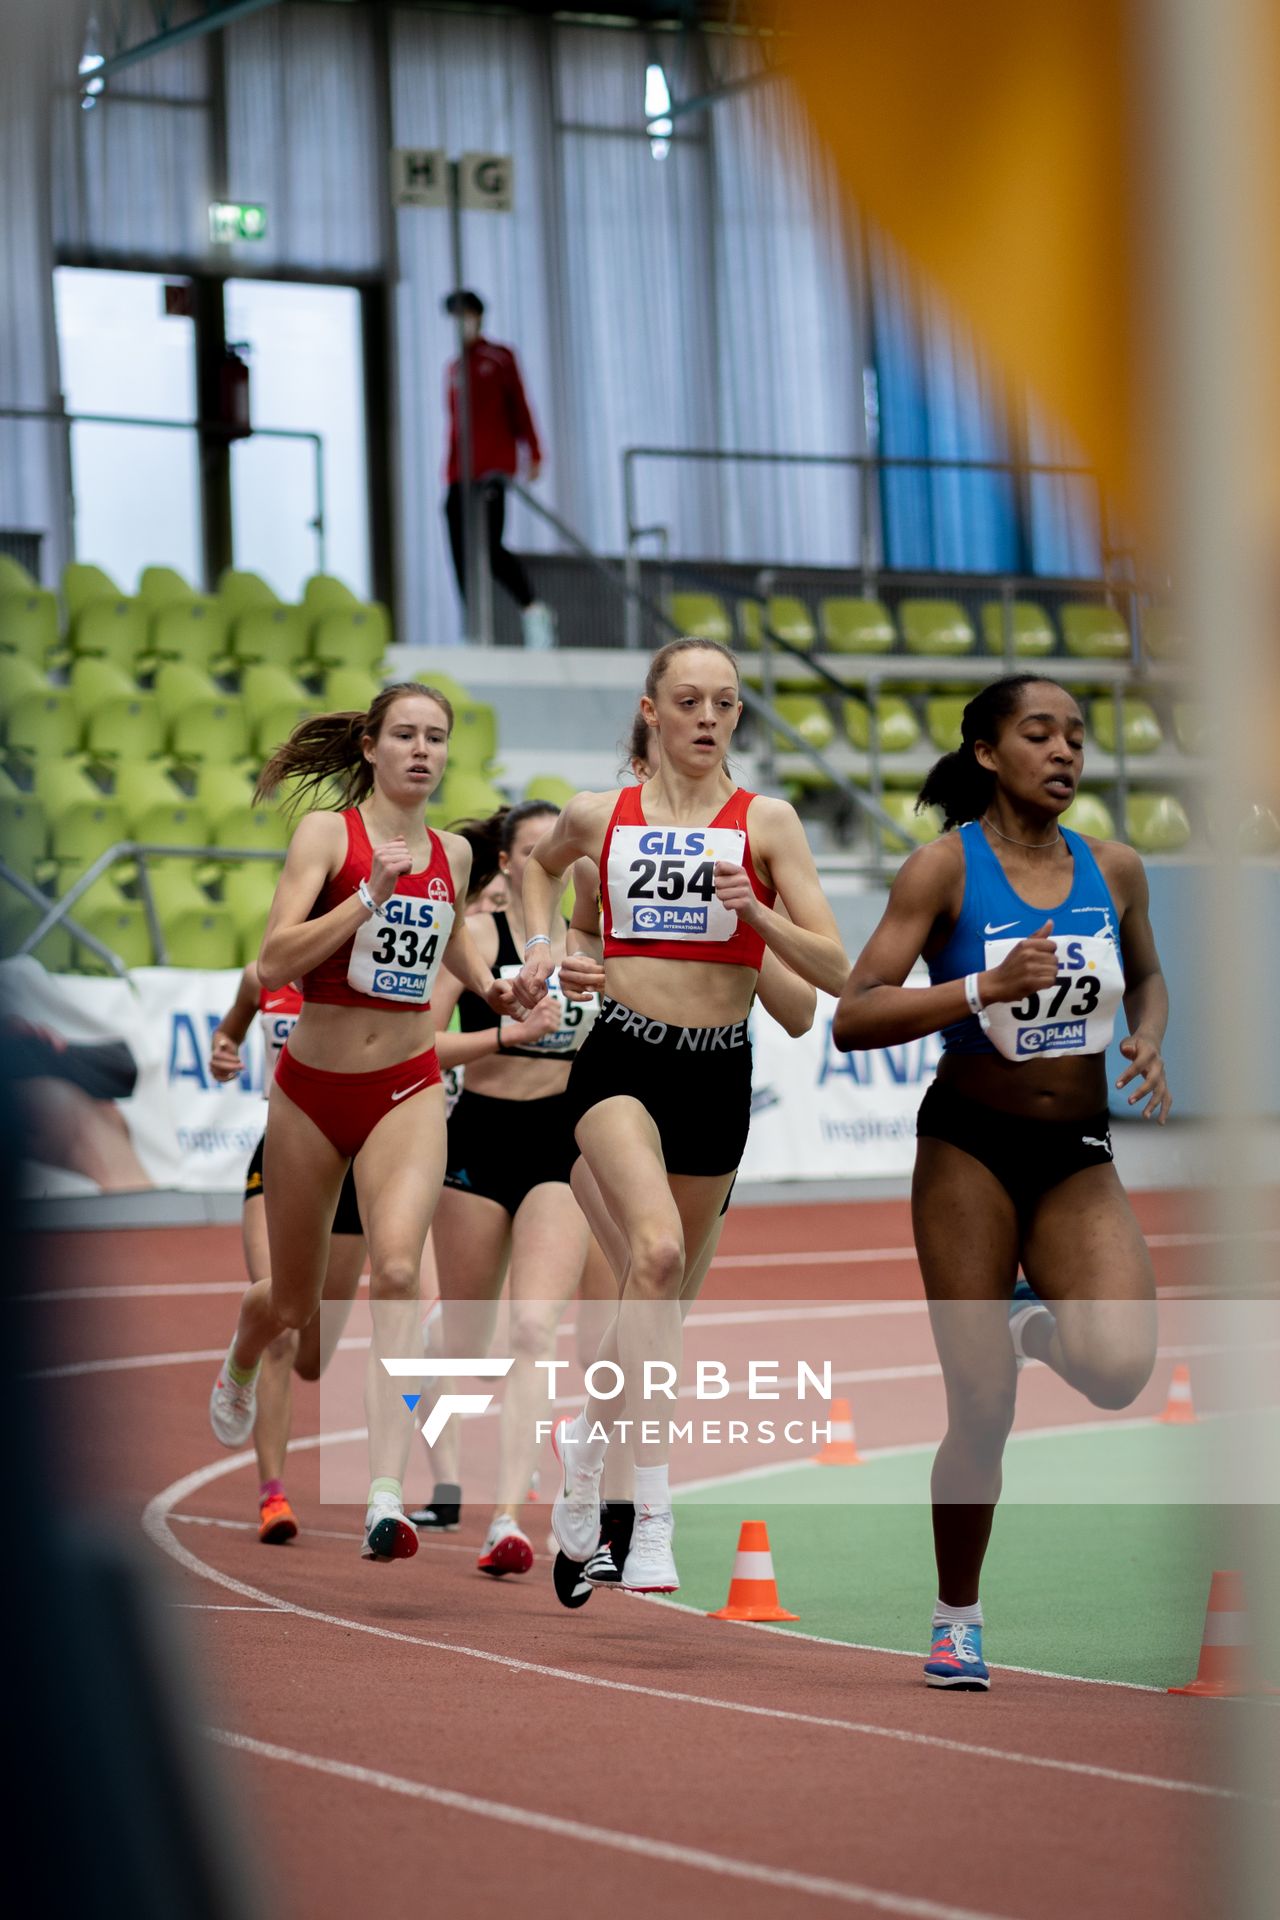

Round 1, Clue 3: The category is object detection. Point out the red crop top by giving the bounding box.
[601,785,774,970]
[301,809,456,1009]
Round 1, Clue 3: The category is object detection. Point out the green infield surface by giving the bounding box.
[673,1419,1280,1690]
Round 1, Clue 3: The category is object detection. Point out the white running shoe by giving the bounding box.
[551,1415,605,1560]
[209,1347,259,1448]
[362,1493,419,1562]
[621,1507,678,1594]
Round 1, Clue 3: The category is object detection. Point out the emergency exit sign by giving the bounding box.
[209,201,268,243]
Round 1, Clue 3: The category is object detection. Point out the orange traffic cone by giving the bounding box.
[1159,1363,1198,1425]
[1169,1571,1253,1696]
[812,1396,862,1464]
[707,1520,798,1622]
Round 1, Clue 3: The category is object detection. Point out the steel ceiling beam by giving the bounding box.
[92,0,284,83]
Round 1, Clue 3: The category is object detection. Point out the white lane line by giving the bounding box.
[710,1229,1279,1269]
[143,1438,1263,1798]
[171,1604,281,1611]
[208,1728,1016,1920]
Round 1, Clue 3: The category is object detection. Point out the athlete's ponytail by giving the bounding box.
[255,682,455,811]
[449,799,560,898]
[917,675,1063,830]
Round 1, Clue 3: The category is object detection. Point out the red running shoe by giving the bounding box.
[477,1517,534,1577]
[258,1491,298,1545]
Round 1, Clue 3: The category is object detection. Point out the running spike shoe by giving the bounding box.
[409,1482,463,1529]
[924,1620,991,1690]
[553,1551,595,1609]
[209,1348,259,1448]
[258,1491,298,1545]
[477,1517,534,1577]
[620,1507,678,1594]
[551,1414,605,1561]
[361,1493,419,1562]
[586,1502,634,1587]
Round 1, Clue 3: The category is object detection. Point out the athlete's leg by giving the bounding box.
[352,1086,448,1489]
[497,1182,590,1519]
[242,1191,301,1484]
[418,1183,511,1486]
[294,1233,367,1382]
[230,1084,347,1372]
[1021,1164,1158,1408]
[913,1137,1021,1607]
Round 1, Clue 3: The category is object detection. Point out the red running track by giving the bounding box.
[25,1188,1256,1920]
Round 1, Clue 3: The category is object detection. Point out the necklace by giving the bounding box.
[981,813,1061,851]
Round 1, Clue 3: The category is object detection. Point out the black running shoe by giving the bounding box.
[583,1501,634,1586]
[553,1550,594,1609]
[408,1482,462,1530]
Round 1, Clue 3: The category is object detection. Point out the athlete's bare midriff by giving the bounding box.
[604,952,758,1029]
[287,1001,438,1073]
[935,1047,1110,1122]
[462,1052,572,1102]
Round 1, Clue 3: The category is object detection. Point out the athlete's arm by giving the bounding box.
[559,856,605,1000]
[210,963,260,1082]
[832,839,1058,1050]
[715,799,849,994]
[257,813,392,992]
[756,949,816,1038]
[432,912,531,1064]
[1109,844,1173,1122]
[516,794,610,1006]
[437,833,520,1019]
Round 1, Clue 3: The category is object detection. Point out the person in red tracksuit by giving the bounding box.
[443,289,555,648]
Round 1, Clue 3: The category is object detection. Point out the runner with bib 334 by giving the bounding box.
[833,674,1171,1691]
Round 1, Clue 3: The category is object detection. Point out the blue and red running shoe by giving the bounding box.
[924,1620,991,1690]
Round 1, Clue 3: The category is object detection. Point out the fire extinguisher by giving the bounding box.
[220,343,252,440]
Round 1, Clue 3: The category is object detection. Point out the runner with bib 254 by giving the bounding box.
[833,675,1172,1692]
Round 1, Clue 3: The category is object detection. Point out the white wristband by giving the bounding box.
[964,971,984,1018]
[524,934,550,951]
[358,878,386,918]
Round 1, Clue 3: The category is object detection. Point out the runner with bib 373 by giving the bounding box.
[833,674,1172,1691]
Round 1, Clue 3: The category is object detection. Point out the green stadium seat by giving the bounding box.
[63,562,123,619]
[70,655,135,714]
[223,860,280,961]
[303,572,360,611]
[0,769,47,875]
[979,601,1056,658]
[149,599,231,676]
[1172,703,1208,755]
[270,770,346,822]
[524,774,577,810]
[1060,791,1117,839]
[241,663,308,727]
[924,695,966,753]
[843,694,920,753]
[217,568,280,611]
[250,684,324,760]
[113,764,209,855]
[738,597,816,653]
[193,762,255,822]
[309,606,389,676]
[1126,791,1191,852]
[438,771,508,823]
[0,652,49,719]
[6,686,81,761]
[1237,804,1280,855]
[772,694,835,753]
[0,591,58,664]
[898,599,975,656]
[819,597,897,654]
[138,565,199,607]
[667,593,732,644]
[1140,606,1185,661]
[210,798,289,854]
[448,699,499,774]
[1061,603,1131,660]
[0,554,37,595]
[880,791,943,853]
[84,689,165,763]
[414,671,473,713]
[170,697,249,764]
[155,660,221,725]
[38,766,127,869]
[322,667,382,713]
[160,896,239,969]
[0,893,75,973]
[1090,697,1163,756]
[70,597,149,672]
[231,604,308,674]
[73,897,153,973]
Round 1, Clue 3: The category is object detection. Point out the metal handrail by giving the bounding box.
[4,843,284,972]
[0,404,327,578]
[621,442,1112,602]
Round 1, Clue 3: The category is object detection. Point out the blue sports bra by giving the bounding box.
[929,821,1124,1058]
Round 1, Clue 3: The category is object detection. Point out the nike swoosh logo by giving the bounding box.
[984,921,1019,935]
[390,1079,429,1102]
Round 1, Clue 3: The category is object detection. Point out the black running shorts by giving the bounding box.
[915,1080,1114,1221]
[563,995,752,1178]
[244,1130,364,1237]
[443,1088,579,1216]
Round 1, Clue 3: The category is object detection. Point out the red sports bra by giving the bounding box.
[601,785,773,970]
[301,809,456,1009]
